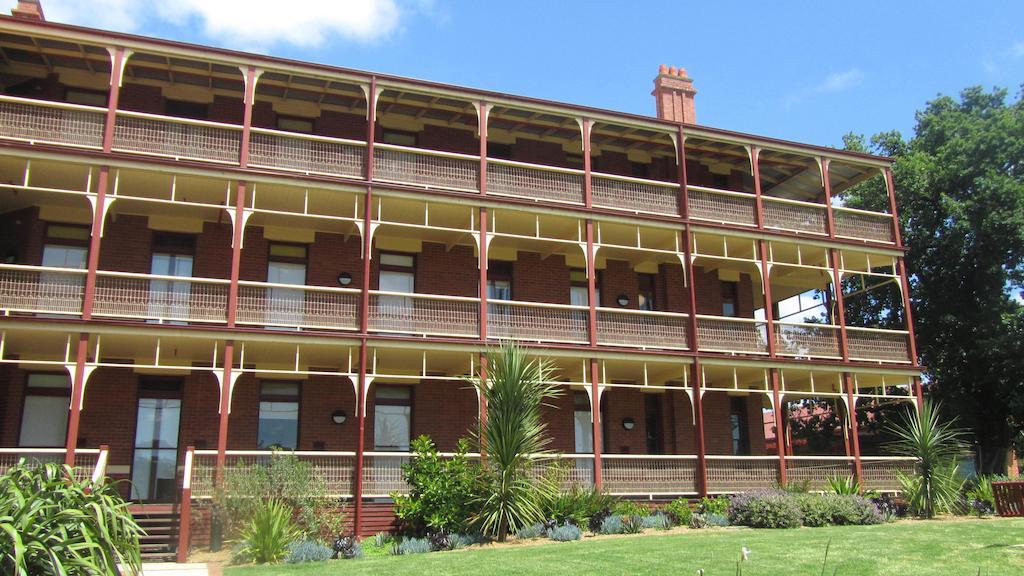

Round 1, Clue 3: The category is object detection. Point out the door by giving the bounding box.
[131,379,182,502]
[645,393,665,454]
[149,252,193,323]
[573,392,595,483]
[267,261,306,328]
[18,374,70,459]
[40,232,88,314]
[378,253,415,331]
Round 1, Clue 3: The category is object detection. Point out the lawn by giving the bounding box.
[226,517,1024,576]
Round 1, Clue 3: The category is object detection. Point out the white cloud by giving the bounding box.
[19,0,407,48]
[814,68,864,93]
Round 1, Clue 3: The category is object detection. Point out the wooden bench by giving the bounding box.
[992,481,1024,517]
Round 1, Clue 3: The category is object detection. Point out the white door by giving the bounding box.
[267,261,306,328]
[18,374,70,448]
[40,244,87,314]
[379,270,415,331]
[149,253,193,323]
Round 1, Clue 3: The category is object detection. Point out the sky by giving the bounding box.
[7,0,1024,150]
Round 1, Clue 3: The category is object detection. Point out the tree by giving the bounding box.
[842,86,1024,473]
[887,399,967,518]
[470,342,560,541]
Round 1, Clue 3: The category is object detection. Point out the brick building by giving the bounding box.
[0,0,920,557]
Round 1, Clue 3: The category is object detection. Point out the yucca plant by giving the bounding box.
[470,342,561,541]
[887,399,967,517]
[0,460,142,576]
[237,499,300,564]
[827,475,865,496]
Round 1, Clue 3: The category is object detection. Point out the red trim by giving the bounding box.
[885,168,904,248]
[80,167,108,321]
[582,119,592,208]
[239,66,257,168]
[215,341,233,481]
[844,373,863,482]
[478,208,488,340]
[102,47,125,153]
[177,445,194,563]
[589,357,602,491]
[353,340,368,538]
[822,158,836,238]
[63,332,89,466]
[829,248,850,361]
[585,220,597,346]
[478,101,487,196]
[770,368,787,484]
[752,147,765,230]
[226,182,245,328]
[477,353,487,445]
[676,126,688,217]
[365,77,377,182]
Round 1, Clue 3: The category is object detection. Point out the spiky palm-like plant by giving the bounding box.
[471,342,561,541]
[887,399,967,518]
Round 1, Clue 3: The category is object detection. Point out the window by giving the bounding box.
[487,261,512,301]
[42,224,89,268]
[721,281,739,317]
[631,161,649,179]
[381,129,418,147]
[149,233,195,323]
[266,243,307,328]
[65,89,108,107]
[164,99,208,120]
[573,391,593,454]
[565,153,584,170]
[19,373,70,447]
[277,116,314,134]
[258,381,300,450]
[638,273,657,311]
[730,397,750,456]
[487,142,512,160]
[131,378,182,501]
[374,385,412,451]
[644,393,664,454]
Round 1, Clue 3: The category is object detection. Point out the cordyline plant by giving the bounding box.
[887,399,967,518]
[470,342,561,541]
[0,461,143,575]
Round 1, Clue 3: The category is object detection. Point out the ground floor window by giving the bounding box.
[730,396,751,455]
[258,381,300,450]
[18,373,70,447]
[374,385,412,451]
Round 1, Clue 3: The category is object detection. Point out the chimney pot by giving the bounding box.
[659,64,668,75]
[668,66,678,76]
[11,0,45,21]
[652,65,697,124]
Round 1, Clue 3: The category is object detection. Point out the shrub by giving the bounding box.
[237,499,301,564]
[612,500,649,517]
[599,514,623,534]
[641,513,672,531]
[689,512,729,528]
[665,497,693,526]
[827,475,863,495]
[544,485,618,528]
[391,537,432,555]
[699,495,730,515]
[796,494,885,526]
[887,399,968,518]
[515,522,546,539]
[0,461,144,576]
[286,540,333,564]
[373,531,391,548]
[871,494,905,521]
[728,490,803,529]
[547,523,582,541]
[332,535,363,559]
[393,436,480,536]
[965,476,997,516]
[587,507,613,533]
[620,515,644,534]
[449,533,483,549]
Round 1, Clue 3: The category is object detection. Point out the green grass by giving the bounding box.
[226,518,1024,576]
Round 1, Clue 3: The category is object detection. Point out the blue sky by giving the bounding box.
[14,0,1024,149]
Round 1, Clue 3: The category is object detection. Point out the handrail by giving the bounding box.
[597,306,689,319]
[695,314,767,325]
[97,269,231,285]
[239,279,361,294]
[194,449,357,457]
[0,447,99,454]
[845,326,910,335]
[0,263,87,275]
[832,205,893,218]
[369,289,480,303]
[591,170,679,188]
[600,454,698,460]
[181,449,193,491]
[375,142,480,162]
[249,126,366,148]
[761,195,828,209]
[487,156,585,176]
[90,445,109,484]
[490,299,589,312]
[0,93,107,113]
[687,184,756,199]
[775,320,840,330]
[785,455,855,461]
[115,109,244,131]
[704,455,780,460]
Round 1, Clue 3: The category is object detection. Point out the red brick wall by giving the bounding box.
[194,221,233,279]
[411,379,478,451]
[513,252,570,304]
[415,243,478,297]
[702,392,767,456]
[118,83,163,114]
[208,95,244,124]
[692,266,756,317]
[299,375,358,451]
[0,207,43,265]
[418,125,477,156]
[0,365,26,445]
[600,259,637,308]
[511,138,569,168]
[308,232,361,288]
[317,110,365,140]
[540,390,577,453]
[99,215,152,273]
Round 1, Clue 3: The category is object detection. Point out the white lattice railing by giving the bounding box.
[596,308,689,350]
[602,455,698,495]
[0,95,105,149]
[592,173,680,216]
[92,271,230,324]
[190,450,358,498]
[0,448,102,483]
[487,159,584,204]
[374,144,479,192]
[774,322,842,359]
[236,281,360,331]
[846,327,911,363]
[834,207,896,244]
[112,111,242,164]
[368,291,479,337]
[860,457,916,491]
[696,315,768,354]
[705,456,780,493]
[762,196,828,235]
[249,128,366,178]
[0,264,86,316]
[362,452,412,497]
[785,456,854,490]
[687,186,758,226]
[487,300,590,344]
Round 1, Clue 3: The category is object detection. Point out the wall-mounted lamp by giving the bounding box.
[337,272,353,286]
[331,409,348,425]
[621,417,636,431]
[616,294,630,307]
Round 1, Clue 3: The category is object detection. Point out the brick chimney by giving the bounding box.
[11,0,45,20]
[652,64,697,124]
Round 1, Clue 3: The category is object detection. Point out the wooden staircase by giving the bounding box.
[129,504,179,562]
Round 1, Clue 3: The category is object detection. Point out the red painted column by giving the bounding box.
[478,353,488,452]
[81,167,109,320]
[226,182,246,327]
[365,77,377,182]
[822,158,836,238]
[844,373,863,482]
[215,341,234,479]
[585,220,597,346]
[478,101,488,195]
[239,66,257,168]
[64,333,89,466]
[479,207,488,340]
[769,368,787,484]
[589,357,602,490]
[582,119,592,208]
[830,248,850,362]
[885,168,921,378]
[102,47,126,153]
[353,342,369,537]
[752,147,765,229]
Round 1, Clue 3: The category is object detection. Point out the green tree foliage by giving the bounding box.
[0,461,143,575]
[842,86,1024,473]
[470,342,561,542]
[392,435,480,536]
[887,399,968,517]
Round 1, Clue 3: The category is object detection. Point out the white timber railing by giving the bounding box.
[93,271,230,324]
[0,447,102,483]
[373,143,479,192]
[687,186,758,227]
[846,327,912,363]
[112,110,242,164]
[487,158,584,204]
[601,454,698,496]
[190,450,358,498]
[236,281,360,331]
[595,308,689,350]
[249,128,366,178]
[487,300,590,344]
[762,196,828,235]
[833,206,896,244]
[774,322,842,360]
[784,456,855,490]
[860,457,916,491]
[705,455,780,493]
[0,94,105,149]
[696,315,769,355]
[0,264,86,316]
[592,172,680,216]
[368,291,479,338]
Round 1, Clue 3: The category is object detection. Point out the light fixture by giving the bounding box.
[331,409,347,425]
[622,417,635,431]
[337,272,353,286]
[616,294,630,307]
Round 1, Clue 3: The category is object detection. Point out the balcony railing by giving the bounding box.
[0,95,105,149]
[705,455,780,493]
[0,264,85,316]
[596,308,689,350]
[190,450,356,498]
[592,173,680,216]
[236,281,360,331]
[487,300,589,344]
[112,111,242,164]
[774,322,842,360]
[373,144,479,192]
[93,271,230,324]
[0,447,103,483]
[860,457,916,491]
[762,196,828,235]
[601,454,698,495]
[696,316,768,354]
[687,186,758,227]
[487,159,584,204]
[834,207,896,244]
[249,128,365,178]
[367,291,479,337]
[785,456,855,490]
[846,327,911,363]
